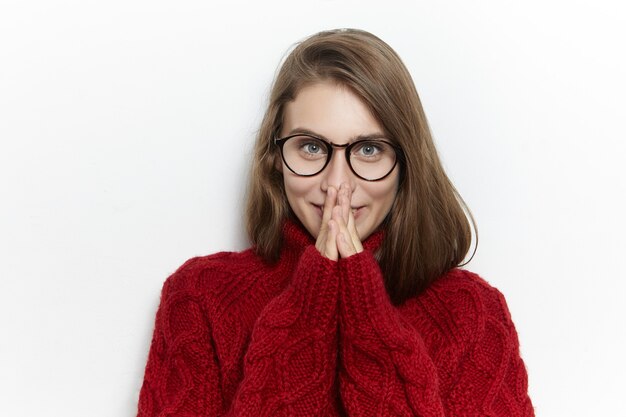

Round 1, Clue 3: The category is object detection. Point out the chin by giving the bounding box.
[355,226,369,240]
[302,216,321,239]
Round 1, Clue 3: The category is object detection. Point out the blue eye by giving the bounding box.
[354,142,382,157]
[296,137,328,156]
[361,144,378,156]
[304,143,322,154]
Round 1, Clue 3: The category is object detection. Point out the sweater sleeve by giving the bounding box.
[229,245,341,416]
[337,250,534,417]
[137,260,225,417]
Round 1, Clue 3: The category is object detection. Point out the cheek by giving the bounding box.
[370,184,397,201]
[283,173,320,213]
[284,175,312,200]
[367,178,399,210]
[359,176,400,233]
[283,174,322,237]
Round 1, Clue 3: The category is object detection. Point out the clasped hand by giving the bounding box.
[315,183,364,261]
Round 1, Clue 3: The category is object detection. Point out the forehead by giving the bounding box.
[281,82,385,143]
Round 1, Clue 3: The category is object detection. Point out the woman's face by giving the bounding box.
[279,81,400,240]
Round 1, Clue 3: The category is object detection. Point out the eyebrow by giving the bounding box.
[285,127,389,143]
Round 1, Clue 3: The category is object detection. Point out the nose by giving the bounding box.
[320,148,356,192]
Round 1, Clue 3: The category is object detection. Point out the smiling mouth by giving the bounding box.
[312,204,363,217]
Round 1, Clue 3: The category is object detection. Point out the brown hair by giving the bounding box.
[245,29,476,305]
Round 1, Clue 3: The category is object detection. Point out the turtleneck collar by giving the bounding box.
[281,218,385,256]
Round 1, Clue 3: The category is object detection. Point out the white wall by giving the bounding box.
[1,1,624,415]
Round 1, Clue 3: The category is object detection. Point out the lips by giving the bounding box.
[351,206,364,219]
[311,203,365,219]
[312,203,364,219]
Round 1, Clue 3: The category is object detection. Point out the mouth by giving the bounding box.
[351,206,364,219]
[312,204,364,219]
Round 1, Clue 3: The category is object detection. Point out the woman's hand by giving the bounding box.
[316,183,364,260]
[315,186,339,260]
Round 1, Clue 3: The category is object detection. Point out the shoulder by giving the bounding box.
[432,268,514,324]
[160,248,267,302]
[402,268,517,348]
[153,248,274,334]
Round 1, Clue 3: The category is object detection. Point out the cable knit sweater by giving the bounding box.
[136,221,534,416]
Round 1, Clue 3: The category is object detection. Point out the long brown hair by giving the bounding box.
[245,29,476,305]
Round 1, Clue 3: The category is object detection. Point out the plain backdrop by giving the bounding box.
[1,1,625,416]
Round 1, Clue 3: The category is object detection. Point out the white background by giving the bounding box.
[1,1,625,416]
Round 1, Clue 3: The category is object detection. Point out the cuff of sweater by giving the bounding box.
[339,249,409,349]
[288,245,339,328]
[339,249,386,322]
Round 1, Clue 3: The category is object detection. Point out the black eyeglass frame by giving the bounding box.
[274,134,403,182]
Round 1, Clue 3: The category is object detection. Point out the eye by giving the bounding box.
[302,142,322,154]
[294,136,328,157]
[361,144,379,156]
[353,141,383,157]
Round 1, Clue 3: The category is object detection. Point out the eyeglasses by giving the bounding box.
[274,134,401,181]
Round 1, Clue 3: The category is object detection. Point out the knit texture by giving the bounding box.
[137,221,534,416]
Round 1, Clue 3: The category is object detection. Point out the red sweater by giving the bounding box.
[137,221,534,416]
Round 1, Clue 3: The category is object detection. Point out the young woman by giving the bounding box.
[136,29,534,416]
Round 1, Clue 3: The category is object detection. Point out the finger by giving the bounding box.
[322,186,337,228]
[333,207,358,258]
[324,219,339,261]
[316,186,336,250]
[336,183,348,224]
[337,203,363,253]
[337,232,357,259]
[346,208,364,253]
